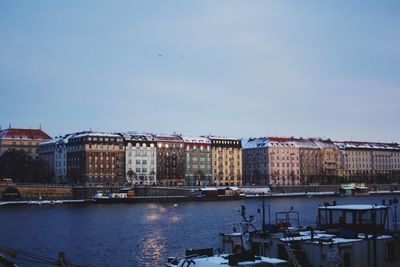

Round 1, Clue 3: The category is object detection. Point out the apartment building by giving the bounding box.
[182,136,212,186]
[155,134,185,186]
[0,127,52,160]
[209,136,242,186]
[268,137,300,186]
[124,133,157,185]
[242,137,268,185]
[39,133,81,184]
[66,132,125,186]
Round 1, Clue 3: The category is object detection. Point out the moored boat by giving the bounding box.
[218,201,400,267]
[166,249,288,267]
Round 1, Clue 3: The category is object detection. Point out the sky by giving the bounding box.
[1,1,399,142]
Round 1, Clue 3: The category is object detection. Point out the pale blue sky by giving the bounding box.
[1,1,399,142]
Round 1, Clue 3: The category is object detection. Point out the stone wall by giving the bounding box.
[134,186,193,197]
[1,184,399,201]
[0,185,73,200]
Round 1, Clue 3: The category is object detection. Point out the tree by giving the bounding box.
[0,150,52,184]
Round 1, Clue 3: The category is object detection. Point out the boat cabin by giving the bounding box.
[317,204,388,234]
[339,183,369,196]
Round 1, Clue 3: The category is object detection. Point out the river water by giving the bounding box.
[1,194,399,267]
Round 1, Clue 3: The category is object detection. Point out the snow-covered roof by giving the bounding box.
[207,135,241,141]
[228,186,239,190]
[39,132,83,146]
[334,141,400,151]
[70,132,122,139]
[293,139,319,149]
[120,132,155,142]
[243,137,268,149]
[40,137,62,145]
[267,137,298,148]
[318,204,387,210]
[200,187,218,191]
[311,139,335,148]
[154,134,183,142]
[173,254,287,266]
[181,136,211,144]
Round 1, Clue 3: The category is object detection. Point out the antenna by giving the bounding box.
[9,123,11,128]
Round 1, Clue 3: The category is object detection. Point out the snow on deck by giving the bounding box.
[318,204,387,210]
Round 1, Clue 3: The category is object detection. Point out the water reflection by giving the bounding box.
[169,214,181,223]
[146,213,160,222]
[147,203,167,213]
[138,229,166,266]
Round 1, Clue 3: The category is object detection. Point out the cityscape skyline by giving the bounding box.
[1,1,400,142]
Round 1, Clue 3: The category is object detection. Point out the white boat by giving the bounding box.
[220,202,400,267]
[167,253,288,267]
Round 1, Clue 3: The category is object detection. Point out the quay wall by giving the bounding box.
[0,185,73,200]
[1,184,399,200]
[133,186,193,197]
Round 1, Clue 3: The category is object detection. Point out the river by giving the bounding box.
[1,194,399,267]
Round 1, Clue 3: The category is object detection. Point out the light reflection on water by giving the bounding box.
[138,229,166,267]
[169,215,181,223]
[146,213,160,222]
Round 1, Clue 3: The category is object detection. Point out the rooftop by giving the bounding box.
[0,128,52,140]
[181,136,211,144]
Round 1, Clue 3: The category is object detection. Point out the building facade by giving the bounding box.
[296,139,321,185]
[242,137,269,186]
[182,136,212,186]
[66,132,125,186]
[312,139,342,183]
[335,141,400,183]
[268,137,301,186]
[38,133,81,184]
[124,133,157,185]
[335,142,373,179]
[209,137,242,186]
[155,134,185,186]
[0,128,52,159]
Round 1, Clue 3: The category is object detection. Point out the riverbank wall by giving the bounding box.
[1,184,399,200]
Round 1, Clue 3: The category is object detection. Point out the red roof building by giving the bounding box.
[0,128,52,159]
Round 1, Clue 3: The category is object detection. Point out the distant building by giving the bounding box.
[312,139,342,183]
[0,127,52,159]
[296,138,321,185]
[335,141,400,182]
[181,136,212,186]
[66,132,125,186]
[123,133,157,185]
[155,134,185,186]
[242,137,268,186]
[209,136,242,186]
[38,132,82,184]
[268,137,301,186]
